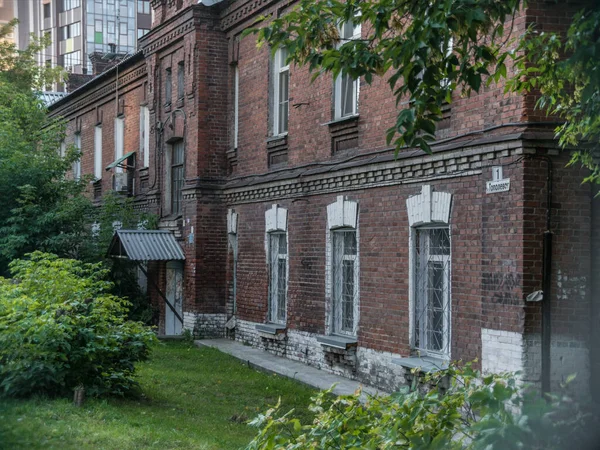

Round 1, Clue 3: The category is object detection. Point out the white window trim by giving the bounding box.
[272,48,289,136]
[73,133,81,180]
[406,185,453,359]
[228,209,239,314]
[334,20,361,119]
[264,204,288,325]
[114,116,124,173]
[140,106,150,168]
[94,125,102,180]
[325,196,359,336]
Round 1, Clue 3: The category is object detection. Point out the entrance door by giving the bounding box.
[165,261,184,335]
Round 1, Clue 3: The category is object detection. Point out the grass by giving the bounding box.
[0,341,317,450]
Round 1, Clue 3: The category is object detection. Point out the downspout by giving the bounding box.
[540,156,554,396]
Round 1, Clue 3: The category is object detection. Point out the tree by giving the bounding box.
[248,0,599,182]
[510,8,600,185]
[0,20,93,275]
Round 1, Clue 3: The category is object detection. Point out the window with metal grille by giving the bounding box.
[334,20,361,119]
[268,232,287,324]
[171,141,184,215]
[272,47,289,135]
[413,227,450,356]
[332,229,358,335]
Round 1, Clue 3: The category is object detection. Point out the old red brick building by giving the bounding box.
[49,0,599,399]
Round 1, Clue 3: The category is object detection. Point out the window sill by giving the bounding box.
[316,335,357,350]
[392,356,449,373]
[256,323,287,340]
[267,132,288,142]
[322,114,359,127]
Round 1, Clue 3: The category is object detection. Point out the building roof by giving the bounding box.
[107,229,185,261]
[48,51,145,112]
[38,91,68,106]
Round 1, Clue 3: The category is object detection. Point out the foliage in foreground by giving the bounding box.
[0,252,157,398]
[247,362,598,450]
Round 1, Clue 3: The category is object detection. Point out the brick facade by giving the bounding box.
[48,0,597,399]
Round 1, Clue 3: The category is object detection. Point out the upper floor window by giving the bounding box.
[272,47,289,136]
[60,22,80,40]
[73,133,81,180]
[233,65,239,149]
[334,20,361,119]
[177,61,184,101]
[406,185,453,358]
[43,3,51,19]
[170,141,184,215]
[137,0,151,14]
[114,116,124,173]
[140,106,150,167]
[62,0,81,12]
[165,68,172,105]
[94,125,102,180]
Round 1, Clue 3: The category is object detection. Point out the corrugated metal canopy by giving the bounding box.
[107,230,185,261]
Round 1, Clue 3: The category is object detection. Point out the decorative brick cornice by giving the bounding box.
[220,0,273,31]
[142,19,195,56]
[223,139,525,205]
[49,64,147,119]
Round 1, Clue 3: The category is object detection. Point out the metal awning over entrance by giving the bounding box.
[107,230,185,331]
[107,229,185,261]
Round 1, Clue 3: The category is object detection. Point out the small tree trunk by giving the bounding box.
[73,386,85,407]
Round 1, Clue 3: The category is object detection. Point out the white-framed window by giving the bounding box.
[407,185,453,358]
[139,106,150,167]
[73,132,81,180]
[227,209,239,314]
[268,232,288,324]
[326,196,359,336]
[272,47,289,136]
[233,65,239,149]
[94,125,102,180]
[332,228,358,335]
[334,20,361,119]
[265,204,288,324]
[114,116,124,173]
[59,140,66,158]
[413,227,450,355]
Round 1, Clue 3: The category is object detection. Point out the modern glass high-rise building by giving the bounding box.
[2,0,151,89]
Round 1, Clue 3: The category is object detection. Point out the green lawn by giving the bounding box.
[0,341,317,450]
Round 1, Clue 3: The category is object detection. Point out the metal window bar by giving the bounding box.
[332,229,357,334]
[414,228,450,356]
[269,232,287,323]
[171,141,184,214]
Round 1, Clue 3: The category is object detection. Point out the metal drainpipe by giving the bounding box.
[540,156,554,396]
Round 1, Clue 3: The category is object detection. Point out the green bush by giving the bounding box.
[0,252,157,398]
[247,362,597,449]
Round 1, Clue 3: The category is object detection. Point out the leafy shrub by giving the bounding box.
[247,362,597,449]
[0,252,157,398]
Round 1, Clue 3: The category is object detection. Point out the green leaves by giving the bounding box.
[0,252,157,398]
[246,361,596,449]
[245,0,521,154]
